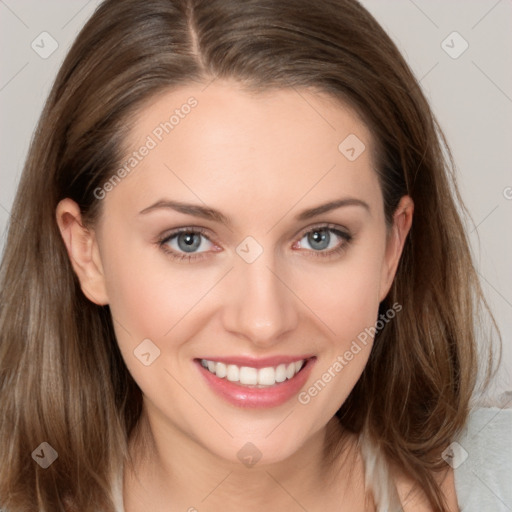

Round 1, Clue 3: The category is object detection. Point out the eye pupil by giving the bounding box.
[178,232,201,252]
[308,229,330,250]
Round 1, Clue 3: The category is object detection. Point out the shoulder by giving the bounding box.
[452,405,512,512]
[393,465,458,512]
[360,428,458,512]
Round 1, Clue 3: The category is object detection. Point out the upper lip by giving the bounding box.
[196,355,315,369]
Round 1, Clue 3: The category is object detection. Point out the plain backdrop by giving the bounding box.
[0,0,511,399]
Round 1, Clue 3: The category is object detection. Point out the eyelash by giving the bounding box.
[157,224,353,263]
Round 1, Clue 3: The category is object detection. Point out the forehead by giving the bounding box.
[104,80,382,224]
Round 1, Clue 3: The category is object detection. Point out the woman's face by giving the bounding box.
[62,80,411,465]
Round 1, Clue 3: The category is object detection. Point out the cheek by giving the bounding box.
[291,246,386,416]
[99,231,224,378]
[295,248,385,344]
[100,226,205,332]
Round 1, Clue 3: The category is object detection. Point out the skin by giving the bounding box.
[56,80,457,511]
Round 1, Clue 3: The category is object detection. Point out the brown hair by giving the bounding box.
[0,0,501,510]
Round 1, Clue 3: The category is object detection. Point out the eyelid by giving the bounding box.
[158,225,214,244]
[294,221,351,240]
[157,223,350,245]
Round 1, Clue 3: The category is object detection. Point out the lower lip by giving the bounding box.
[196,358,316,408]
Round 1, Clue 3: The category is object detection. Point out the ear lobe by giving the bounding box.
[379,195,414,302]
[55,198,109,305]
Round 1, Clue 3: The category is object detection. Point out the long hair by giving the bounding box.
[0,1,501,510]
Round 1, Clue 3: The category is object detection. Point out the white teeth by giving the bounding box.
[200,358,306,386]
[216,362,227,378]
[239,366,258,385]
[286,362,295,379]
[258,367,276,386]
[226,364,239,382]
[275,364,287,383]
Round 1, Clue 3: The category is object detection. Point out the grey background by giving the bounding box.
[1,0,511,398]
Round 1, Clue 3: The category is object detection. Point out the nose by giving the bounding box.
[221,252,299,348]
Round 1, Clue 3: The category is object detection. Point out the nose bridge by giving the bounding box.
[221,247,298,345]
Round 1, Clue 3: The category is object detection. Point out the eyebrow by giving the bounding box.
[138,197,370,226]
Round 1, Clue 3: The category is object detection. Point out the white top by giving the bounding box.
[361,406,512,511]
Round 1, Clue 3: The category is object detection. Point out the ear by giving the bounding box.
[378,195,414,302]
[55,198,109,305]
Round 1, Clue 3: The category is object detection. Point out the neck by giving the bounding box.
[124,406,360,512]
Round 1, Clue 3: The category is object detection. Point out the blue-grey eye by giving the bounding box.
[165,231,213,253]
[299,228,343,251]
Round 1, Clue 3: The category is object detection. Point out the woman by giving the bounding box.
[0,0,504,511]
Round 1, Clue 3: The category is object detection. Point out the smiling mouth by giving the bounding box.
[198,358,308,387]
